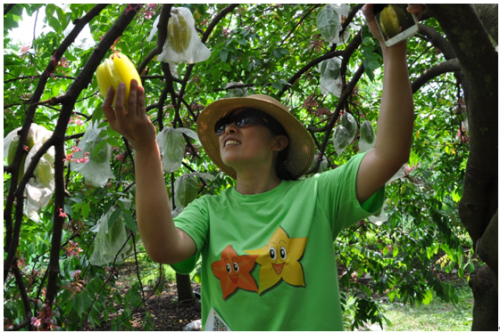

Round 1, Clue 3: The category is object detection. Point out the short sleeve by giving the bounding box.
[316,152,385,239]
[172,196,209,261]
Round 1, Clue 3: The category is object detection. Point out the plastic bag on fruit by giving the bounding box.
[4,124,55,223]
[24,141,56,223]
[340,112,357,144]
[89,206,131,266]
[333,125,350,156]
[171,172,214,217]
[152,7,211,65]
[316,4,351,45]
[318,57,343,97]
[359,120,376,153]
[4,124,52,163]
[157,127,199,173]
[225,81,249,98]
[71,121,114,187]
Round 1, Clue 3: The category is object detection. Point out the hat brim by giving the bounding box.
[196,94,315,179]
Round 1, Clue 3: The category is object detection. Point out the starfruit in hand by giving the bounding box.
[96,52,142,109]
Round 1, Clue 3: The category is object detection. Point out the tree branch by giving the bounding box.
[411,58,461,94]
[4,3,109,283]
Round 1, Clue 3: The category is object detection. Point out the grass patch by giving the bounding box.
[381,284,473,331]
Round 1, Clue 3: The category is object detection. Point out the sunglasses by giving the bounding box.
[214,109,268,136]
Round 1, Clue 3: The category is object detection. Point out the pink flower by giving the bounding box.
[60,57,69,68]
[31,317,41,327]
[115,154,124,161]
[23,145,29,152]
[21,44,30,55]
[58,208,67,218]
[71,270,82,278]
[72,146,82,153]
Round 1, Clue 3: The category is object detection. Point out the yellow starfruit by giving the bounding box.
[96,52,142,109]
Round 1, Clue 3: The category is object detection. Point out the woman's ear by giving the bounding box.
[272,135,289,152]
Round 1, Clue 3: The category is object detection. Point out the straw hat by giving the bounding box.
[196,94,315,179]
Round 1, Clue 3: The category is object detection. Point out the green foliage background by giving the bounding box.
[4,4,474,330]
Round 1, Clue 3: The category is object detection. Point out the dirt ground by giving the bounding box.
[92,262,202,331]
[91,262,465,331]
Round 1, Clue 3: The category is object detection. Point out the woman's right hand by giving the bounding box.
[102,79,157,152]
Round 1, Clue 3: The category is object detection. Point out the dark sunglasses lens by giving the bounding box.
[236,116,258,127]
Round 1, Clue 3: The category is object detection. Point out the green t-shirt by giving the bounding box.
[173,153,384,330]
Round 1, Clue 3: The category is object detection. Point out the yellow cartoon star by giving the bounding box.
[245,226,307,294]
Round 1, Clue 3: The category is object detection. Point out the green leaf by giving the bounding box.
[108,208,122,230]
[56,6,68,26]
[74,294,84,316]
[46,4,56,19]
[81,202,90,218]
[272,81,282,90]
[220,49,228,62]
[122,211,138,233]
[106,137,122,148]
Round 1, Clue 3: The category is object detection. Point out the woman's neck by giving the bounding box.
[234,167,282,195]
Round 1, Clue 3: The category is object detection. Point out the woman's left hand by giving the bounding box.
[362,4,427,46]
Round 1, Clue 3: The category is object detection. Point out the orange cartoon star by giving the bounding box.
[211,244,259,299]
[245,226,307,294]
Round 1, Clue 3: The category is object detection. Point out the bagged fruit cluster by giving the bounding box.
[172,172,215,217]
[148,7,211,65]
[316,4,351,45]
[157,127,199,173]
[358,120,376,153]
[318,57,342,97]
[89,202,132,266]
[96,52,142,109]
[332,112,357,156]
[4,124,56,223]
[71,121,114,187]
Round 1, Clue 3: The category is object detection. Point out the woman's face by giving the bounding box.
[218,111,286,172]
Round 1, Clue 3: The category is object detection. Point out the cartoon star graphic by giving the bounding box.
[245,226,307,294]
[211,244,259,299]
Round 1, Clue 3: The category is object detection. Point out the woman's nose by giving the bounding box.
[225,122,238,134]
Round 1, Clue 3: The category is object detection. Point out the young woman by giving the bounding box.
[102,5,425,330]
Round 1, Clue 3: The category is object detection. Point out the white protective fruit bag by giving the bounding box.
[318,57,342,97]
[333,125,350,156]
[149,7,211,65]
[25,141,56,223]
[4,124,56,223]
[316,4,351,45]
[157,127,199,173]
[71,121,114,187]
[340,112,357,144]
[225,81,249,98]
[89,206,131,266]
[359,120,376,153]
[172,172,215,217]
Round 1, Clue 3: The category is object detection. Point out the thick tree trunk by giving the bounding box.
[428,5,498,331]
[469,265,498,331]
[176,273,194,302]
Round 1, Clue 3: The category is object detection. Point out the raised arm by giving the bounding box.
[356,4,425,204]
[102,80,196,264]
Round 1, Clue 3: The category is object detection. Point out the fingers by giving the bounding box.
[102,86,116,123]
[136,84,146,118]
[407,4,426,20]
[362,4,374,20]
[114,82,127,123]
[128,79,138,117]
